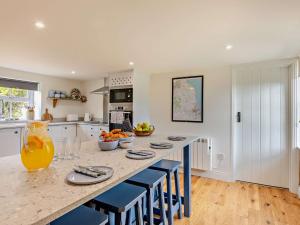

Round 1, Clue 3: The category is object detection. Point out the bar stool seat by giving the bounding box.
[126,168,167,225]
[150,159,182,225]
[50,205,108,225]
[151,160,181,173]
[93,182,146,225]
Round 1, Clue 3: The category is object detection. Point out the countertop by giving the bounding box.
[0,121,109,130]
[0,134,198,225]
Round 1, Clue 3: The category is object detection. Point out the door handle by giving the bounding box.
[237,112,241,123]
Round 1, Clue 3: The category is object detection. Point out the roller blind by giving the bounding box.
[0,77,39,91]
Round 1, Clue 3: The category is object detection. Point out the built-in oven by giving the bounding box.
[109,88,133,103]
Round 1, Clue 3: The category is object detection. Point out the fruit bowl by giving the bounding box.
[98,139,119,151]
[133,127,155,137]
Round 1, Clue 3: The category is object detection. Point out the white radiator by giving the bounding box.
[167,138,212,171]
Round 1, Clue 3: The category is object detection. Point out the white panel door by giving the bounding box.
[234,66,289,188]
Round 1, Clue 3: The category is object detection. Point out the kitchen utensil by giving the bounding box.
[69,136,81,159]
[127,150,153,156]
[66,166,114,185]
[119,141,133,149]
[74,165,107,178]
[98,139,119,151]
[150,142,173,149]
[133,127,155,136]
[84,112,92,122]
[54,137,67,160]
[41,108,53,121]
[21,121,54,171]
[126,150,155,160]
[168,136,186,141]
[66,114,79,122]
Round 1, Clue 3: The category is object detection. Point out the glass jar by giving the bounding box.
[21,121,54,171]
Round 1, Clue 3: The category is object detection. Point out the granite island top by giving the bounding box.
[0,134,198,225]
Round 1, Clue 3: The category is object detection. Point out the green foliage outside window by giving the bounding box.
[0,87,31,119]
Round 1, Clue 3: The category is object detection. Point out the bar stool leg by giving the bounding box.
[146,189,154,225]
[125,208,132,225]
[115,212,123,225]
[135,200,143,225]
[166,173,174,225]
[108,212,115,225]
[158,181,167,225]
[174,169,182,219]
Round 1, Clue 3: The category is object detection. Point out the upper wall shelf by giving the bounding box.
[48,97,84,108]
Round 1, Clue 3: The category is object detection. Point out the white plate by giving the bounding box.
[66,166,114,185]
[126,150,156,160]
[150,145,173,149]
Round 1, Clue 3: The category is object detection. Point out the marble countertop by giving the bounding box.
[0,134,198,225]
[0,121,109,129]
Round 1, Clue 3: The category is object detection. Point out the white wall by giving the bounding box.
[150,66,232,180]
[82,78,104,120]
[0,67,85,118]
[133,72,151,125]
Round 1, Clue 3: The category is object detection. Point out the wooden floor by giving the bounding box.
[172,175,300,225]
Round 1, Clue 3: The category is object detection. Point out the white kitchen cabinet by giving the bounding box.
[78,124,109,141]
[0,128,21,157]
[61,125,77,138]
[48,125,77,142]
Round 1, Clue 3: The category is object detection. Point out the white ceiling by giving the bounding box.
[0,0,300,80]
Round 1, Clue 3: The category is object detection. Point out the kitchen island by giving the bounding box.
[0,134,198,225]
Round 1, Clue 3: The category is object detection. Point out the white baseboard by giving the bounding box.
[179,167,234,182]
[298,186,300,198]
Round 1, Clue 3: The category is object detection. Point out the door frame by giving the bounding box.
[231,58,299,193]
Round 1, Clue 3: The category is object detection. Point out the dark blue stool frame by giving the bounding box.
[92,183,146,225]
[150,160,182,225]
[125,169,167,225]
[50,205,108,225]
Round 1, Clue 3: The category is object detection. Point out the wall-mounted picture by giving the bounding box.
[172,76,204,122]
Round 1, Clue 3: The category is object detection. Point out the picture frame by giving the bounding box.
[172,75,204,123]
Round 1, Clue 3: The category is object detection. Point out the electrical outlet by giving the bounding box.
[216,153,224,161]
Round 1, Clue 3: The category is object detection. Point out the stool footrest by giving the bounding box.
[163,192,184,205]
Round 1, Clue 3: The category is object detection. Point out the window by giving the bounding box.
[0,87,34,120]
[0,77,39,120]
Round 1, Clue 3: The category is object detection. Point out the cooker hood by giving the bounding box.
[91,77,109,94]
[91,77,109,124]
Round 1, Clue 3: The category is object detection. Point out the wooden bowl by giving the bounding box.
[133,127,155,137]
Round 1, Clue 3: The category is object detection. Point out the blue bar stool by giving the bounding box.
[92,182,146,225]
[125,168,167,225]
[50,205,108,225]
[150,159,182,225]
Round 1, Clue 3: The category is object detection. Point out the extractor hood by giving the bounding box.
[91,77,109,95]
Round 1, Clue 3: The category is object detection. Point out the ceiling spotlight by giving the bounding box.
[225,44,233,50]
[129,61,134,66]
[35,21,45,29]
[71,71,76,74]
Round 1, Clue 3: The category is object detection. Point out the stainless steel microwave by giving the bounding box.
[110,88,133,103]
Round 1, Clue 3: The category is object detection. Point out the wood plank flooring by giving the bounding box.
[173,176,300,225]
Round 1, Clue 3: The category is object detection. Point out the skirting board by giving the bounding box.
[178,167,234,182]
[298,186,300,198]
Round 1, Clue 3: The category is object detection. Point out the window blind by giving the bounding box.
[0,77,39,91]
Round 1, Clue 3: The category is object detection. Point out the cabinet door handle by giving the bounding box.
[65,127,67,130]
[14,131,18,134]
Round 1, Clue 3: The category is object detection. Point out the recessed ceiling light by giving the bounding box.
[71,71,76,74]
[129,61,134,66]
[225,44,233,50]
[35,21,45,29]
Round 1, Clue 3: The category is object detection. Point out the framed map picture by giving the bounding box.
[172,76,204,122]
